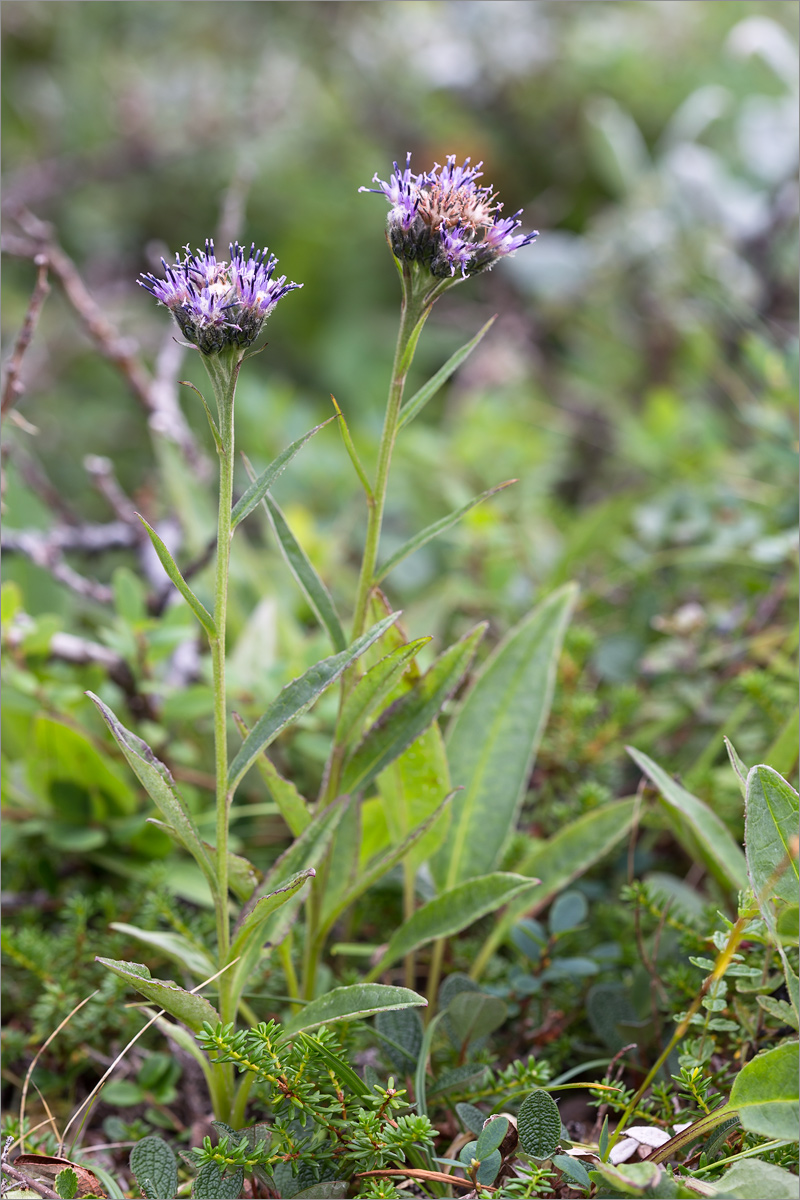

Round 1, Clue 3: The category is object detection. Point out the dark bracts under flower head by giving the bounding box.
[360,153,538,280]
[138,239,302,354]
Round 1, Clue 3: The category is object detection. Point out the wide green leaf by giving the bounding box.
[433,585,577,890]
[109,923,214,979]
[718,1160,800,1199]
[283,983,427,1036]
[366,873,540,981]
[231,419,333,528]
[261,494,346,653]
[627,746,747,893]
[340,622,486,797]
[227,614,399,791]
[87,693,216,889]
[334,637,430,750]
[137,515,216,637]
[397,314,497,430]
[373,481,516,585]
[95,957,219,1032]
[729,1042,799,1140]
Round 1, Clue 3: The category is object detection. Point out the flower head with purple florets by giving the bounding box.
[138,239,302,354]
[360,153,538,279]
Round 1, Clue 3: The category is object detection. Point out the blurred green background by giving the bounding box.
[2,0,798,881]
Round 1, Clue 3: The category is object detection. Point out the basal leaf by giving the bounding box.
[433,585,577,890]
[229,869,316,964]
[233,713,311,837]
[109,923,215,979]
[283,983,427,1036]
[334,638,430,750]
[227,614,399,791]
[96,957,219,1032]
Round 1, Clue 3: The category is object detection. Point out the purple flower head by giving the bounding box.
[361,153,538,280]
[138,239,302,354]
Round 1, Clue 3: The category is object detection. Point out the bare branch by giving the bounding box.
[1,256,50,420]
[83,455,139,527]
[2,522,136,605]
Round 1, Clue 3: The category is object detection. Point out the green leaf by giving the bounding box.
[109,923,215,979]
[589,1160,661,1195]
[340,622,486,796]
[549,890,588,935]
[719,1159,800,1199]
[227,614,399,791]
[447,993,508,1045]
[330,395,372,500]
[457,1103,488,1136]
[476,1149,502,1185]
[334,638,430,750]
[261,493,346,653]
[552,1153,591,1191]
[293,1185,349,1200]
[137,515,216,637]
[756,994,799,1030]
[433,584,577,890]
[96,957,219,1032]
[86,693,216,890]
[488,799,636,950]
[229,869,315,972]
[375,1007,424,1073]
[429,1063,489,1098]
[476,1116,508,1159]
[54,1167,78,1199]
[283,983,427,1036]
[627,746,748,893]
[192,1161,244,1199]
[373,481,516,584]
[598,1115,609,1161]
[233,713,311,837]
[517,1088,561,1159]
[130,1136,178,1200]
[367,873,540,980]
[729,1042,799,1140]
[745,764,799,910]
[231,419,333,528]
[147,819,261,903]
[397,315,497,430]
[298,1033,370,1099]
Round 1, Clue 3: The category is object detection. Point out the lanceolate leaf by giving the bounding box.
[147,819,261,902]
[86,692,216,890]
[334,638,430,749]
[233,712,311,837]
[136,515,216,637]
[373,481,516,585]
[283,983,427,1036]
[261,493,346,653]
[109,923,215,978]
[229,870,316,996]
[340,622,486,797]
[366,873,540,981]
[231,419,334,528]
[397,314,497,430]
[227,614,399,792]
[628,746,747,893]
[433,585,577,891]
[96,957,219,1032]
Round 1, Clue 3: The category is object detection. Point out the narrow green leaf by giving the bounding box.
[330,395,372,499]
[334,638,430,749]
[340,622,486,796]
[378,724,452,873]
[261,493,346,653]
[130,1136,178,1200]
[725,736,750,800]
[95,957,219,1032]
[283,983,427,1036]
[320,793,456,935]
[299,1033,371,1098]
[231,419,333,528]
[628,746,748,893]
[233,712,311,836]
[86,692,216,889]
[729,1042,799,1140]
[227,614,399,791]
[374,481,516,584]
[227,868,316,960]
[367,873,540,980]
[397,315,497,430]
[552,1154,591,1191]
[180,379,223,453]
[598,1115,609,1161]
[147,819,261,903]
[137,515,216,637]
[517,1089,562,1159]
[433,584,577,891]
[109,923,215,979]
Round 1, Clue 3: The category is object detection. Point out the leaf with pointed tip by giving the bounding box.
[231,419,334,528]
[233,714,311,836]
[330,396,372,500]
[374,482,516,585]
[227,614,399,792]
[110,923,215,978]
[96,957,219,1031]
[147,819,261,902]
[628,746,747,893]
[229,869,316,964]
[340,622,486,797]
[137,516,216,637]
[261,493,346,653]
[367,873,540,981]
[725,736,749,800]
[87,693,216,890]
[334,638,430,750]
[283,983,427,1036]
[398,315,497,430]
[181,379,222,453]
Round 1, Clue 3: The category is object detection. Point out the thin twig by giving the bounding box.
[1,256,50,419]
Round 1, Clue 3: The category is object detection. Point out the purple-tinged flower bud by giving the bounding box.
[360,153,538,281]
[138,239,302,354]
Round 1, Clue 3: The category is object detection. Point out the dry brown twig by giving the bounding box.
[1,255,50,420]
